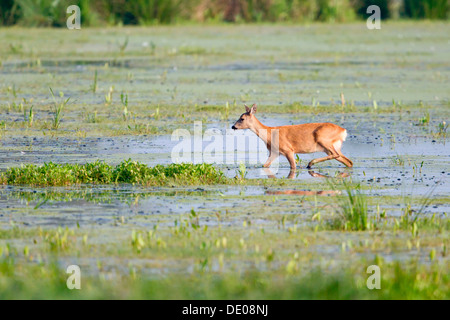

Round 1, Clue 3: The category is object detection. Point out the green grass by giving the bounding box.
[325,181,372,231]
[0,23,448,300]
[0,24,449,139]
[0,160,229,186]
[0,188,447,299]
[0,256,447,299]
[49,87,70,130]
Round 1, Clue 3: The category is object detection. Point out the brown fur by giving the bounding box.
[232,104,353,170]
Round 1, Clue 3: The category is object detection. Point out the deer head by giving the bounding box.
[231,104,257,130]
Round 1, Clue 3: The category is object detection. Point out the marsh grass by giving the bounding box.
[417,112,430,126]
[326,180,373,231]
[391,155,405,166]
[433,121,448,139]
[42,227,75,252]
[85,110,99,123]
[121,92,129,121]
[49,88,69,130]
[0,186,447,299]
[104,86,114,105]
[1,160,228,186]
[395,184,438,237]
[0,99,444,139]
[91,70,98,94]
[235,162,247,181]
[26,105,33,127]
[0,256,447,299]
[0,120,5,139]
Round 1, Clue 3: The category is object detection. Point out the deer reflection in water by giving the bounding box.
[262,168,350,180]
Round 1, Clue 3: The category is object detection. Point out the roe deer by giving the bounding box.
[231,104,353,171]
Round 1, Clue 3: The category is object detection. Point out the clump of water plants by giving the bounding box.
[1,160,228,186]
[49,88,70,130]
[327,181,374,231]
[41,227,75,252]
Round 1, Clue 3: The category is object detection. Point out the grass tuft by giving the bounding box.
[327,181,372,231]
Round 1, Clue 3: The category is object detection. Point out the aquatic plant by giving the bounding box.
[42,227,75,252]
[118,36,129,55]
[396,184,438,237]
[417,112,430,126]
[49,87,69,130]
[85,110,98,123]
[235,162,247,180]
[391,155,405,166]
[121,92,129,121]
[91,70,98,94]
[1,160,228,186]
[328,181,372,231]
[104,86,114,105]
[131,230,146,253]
[433,121,448,138]
[0,255,447,299]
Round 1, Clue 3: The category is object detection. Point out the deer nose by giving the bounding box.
[231,125,237,130]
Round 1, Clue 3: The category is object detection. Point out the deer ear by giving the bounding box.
[245,104,250,113]
[250,104,257,114]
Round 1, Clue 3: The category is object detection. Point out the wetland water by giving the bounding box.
[1,111,448,229]
[0,24,448,288]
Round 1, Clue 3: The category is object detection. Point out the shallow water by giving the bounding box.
[1,112,448,196]
[1,24,449,108]
[0,24,448,279]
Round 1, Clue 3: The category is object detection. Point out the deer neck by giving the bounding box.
[250,117,272,145]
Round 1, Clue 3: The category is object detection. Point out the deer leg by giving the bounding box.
[263,168,276,178]
[308,171,329,178]
[307,143,339,169]
[285,152,296,170]
[307,154,339,169]
[333,143,353,168]
[339,153,353,168]
[263,152,279,168]
[287,170,296,179]
[336,154,353,168]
